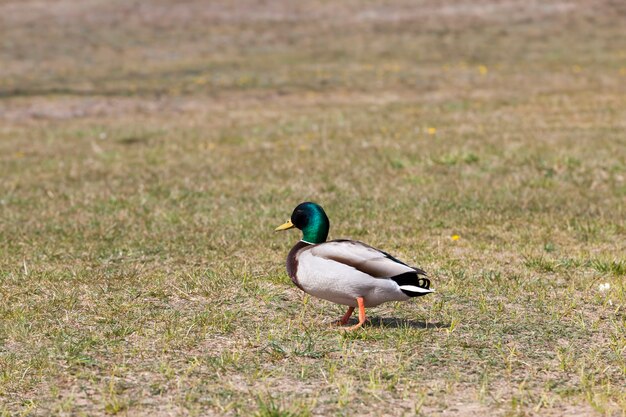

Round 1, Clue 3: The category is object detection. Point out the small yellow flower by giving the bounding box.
[451,234,460,241]
[478,65,488,75]
[383,63,402,73]
[572,65,582,73]
[427,127,437,135]
[619,68,626,76]
[238,75,251,86]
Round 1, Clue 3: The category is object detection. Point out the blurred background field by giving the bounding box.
[0,1,625,416]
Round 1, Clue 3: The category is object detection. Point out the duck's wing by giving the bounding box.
[310,240,432,296]
[310,240,417,277]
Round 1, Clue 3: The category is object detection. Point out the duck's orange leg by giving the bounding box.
[338,307,354,325]
[346,297,366,331]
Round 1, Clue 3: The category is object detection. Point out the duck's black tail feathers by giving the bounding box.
[390,270,434,297]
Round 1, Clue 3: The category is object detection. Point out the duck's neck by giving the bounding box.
[301,211,329,244]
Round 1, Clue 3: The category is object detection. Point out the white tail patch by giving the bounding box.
[399,285,434,294]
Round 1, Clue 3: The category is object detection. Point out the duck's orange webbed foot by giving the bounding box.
[344,297,366,331]
[334,306,355,326]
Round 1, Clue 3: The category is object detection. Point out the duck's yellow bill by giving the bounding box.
[275,220,295,231]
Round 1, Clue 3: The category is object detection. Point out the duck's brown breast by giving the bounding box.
[286,240,312,291]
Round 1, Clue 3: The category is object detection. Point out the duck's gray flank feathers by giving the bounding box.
[308,240,431,297]
[286,240,311,291]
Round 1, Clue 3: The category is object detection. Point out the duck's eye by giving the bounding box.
[291,210,307,227]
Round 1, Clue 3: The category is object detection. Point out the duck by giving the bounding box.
[275,202,433,330]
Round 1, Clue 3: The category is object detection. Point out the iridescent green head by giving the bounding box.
[275,202,330,244]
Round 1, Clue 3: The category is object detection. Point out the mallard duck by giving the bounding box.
[275,202,433,330]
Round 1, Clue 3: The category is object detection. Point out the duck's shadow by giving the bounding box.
[343,317,450,329]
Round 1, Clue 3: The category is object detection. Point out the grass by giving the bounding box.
[1,0,625,416]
